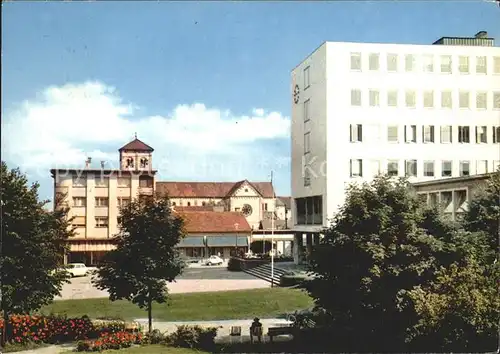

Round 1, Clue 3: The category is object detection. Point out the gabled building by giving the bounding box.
[156,180,290,230]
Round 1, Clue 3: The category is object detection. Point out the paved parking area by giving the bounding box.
[54,267,268,300]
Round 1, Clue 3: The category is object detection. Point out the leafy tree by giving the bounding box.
[93,194,186,333]
[0,162,72,346]
[304,176,454,351]
[406,170,500,351]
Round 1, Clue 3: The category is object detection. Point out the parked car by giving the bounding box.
[65,263,90,277]
[205,255,223,266]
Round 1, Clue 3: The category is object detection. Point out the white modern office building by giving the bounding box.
[290,31,500,263]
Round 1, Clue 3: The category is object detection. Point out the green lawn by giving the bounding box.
[39,288,313,321]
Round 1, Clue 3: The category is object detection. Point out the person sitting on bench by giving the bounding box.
[250,317,263,343]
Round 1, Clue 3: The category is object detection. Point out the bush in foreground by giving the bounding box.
[165,325,219,351]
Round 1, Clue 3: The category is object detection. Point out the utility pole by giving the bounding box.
[270,171,275,288]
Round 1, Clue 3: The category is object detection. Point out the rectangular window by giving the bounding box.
[304,66,310,89]
[369,53,379,71]
[95,217,109,228]
[73,197,86,207]
[117,197,130,208]
[493,126,500,143]
[304,99,311,121]
[387,53,398,72]
[139,176,153,188]
[440,55,452,73]
[350,159,363,177]
[476,92,487,109]
[459,91,470,109]
[117,177,131,187]
[460,161,470,176]
[387,125,399,143]
[95,176,109,188]
[441,91,452,109]
[423,161,435,177]
[385,90,397,107]
[72,216,86,227]
[405,54,415,72]
[458,56,469,73]
[350,52,362,71]
[73,176,86,187]
[350,124,363,142]
[494,57,500,74]
[304,132,310,154]
[405,90,416,108]
[95,197,109,207]
[369,90,380,107]
[423,91,434,108]
[405,159,418,177]
[476,56,487,74]
[387,160,399,176]
[351,89,362,106]
[404,125,417,143]
[304,168,311,186]
[476,160,488,174]
[440,125,452,143]
[442,161,452,177]
[458,126,470,143]
[422,125,435,143]
[422,55,434,72]
[494,92,500,109]
[476,126,487,143]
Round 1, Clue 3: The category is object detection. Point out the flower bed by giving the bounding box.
[0,315,139,345]
[76,331,143,352]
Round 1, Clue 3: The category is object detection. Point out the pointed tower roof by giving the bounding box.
[118,138,154,152]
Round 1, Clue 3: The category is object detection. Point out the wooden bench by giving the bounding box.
[267,326,295,342]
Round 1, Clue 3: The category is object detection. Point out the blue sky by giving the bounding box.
[2,1,499,202]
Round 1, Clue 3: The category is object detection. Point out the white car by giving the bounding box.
[65,263,90,277]
[205,255,223,266]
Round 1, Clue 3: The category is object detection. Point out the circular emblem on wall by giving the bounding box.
[242,204,253,217]
[293,84,300,104]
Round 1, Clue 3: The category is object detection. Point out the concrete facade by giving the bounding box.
[291,34,500,240]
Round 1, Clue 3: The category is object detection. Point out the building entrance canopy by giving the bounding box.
[206,235,248,247]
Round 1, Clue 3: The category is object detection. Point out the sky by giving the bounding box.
[2,1,500,203]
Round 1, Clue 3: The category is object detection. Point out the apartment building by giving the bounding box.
[290,31,500,263]
[51,138,156,265]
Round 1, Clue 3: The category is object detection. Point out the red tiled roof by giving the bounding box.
[178,211,251,233]
[118,138,154,152]
[156,180,275,198]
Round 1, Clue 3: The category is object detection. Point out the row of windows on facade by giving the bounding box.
[347,89,500,110]
[348,124,500,144]
[171,200,271,210]
[72,197,131,207]
[72,216,114,228]
[124,157,149,169]
[348,52,500,74]
[71,176,154,188]
[303,159,499,186]
[347,159,497,178]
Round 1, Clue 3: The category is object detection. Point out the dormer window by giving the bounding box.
[140,158,149,168]
[126,158,134,168]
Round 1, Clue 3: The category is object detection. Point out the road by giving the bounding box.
[54,266,268,300]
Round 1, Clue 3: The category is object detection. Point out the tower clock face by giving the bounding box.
[293,84,300,104]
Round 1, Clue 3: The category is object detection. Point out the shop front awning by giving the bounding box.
[177,236,205,248]
[206,235,248,247]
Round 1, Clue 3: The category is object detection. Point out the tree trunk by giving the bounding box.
[1,310,8,348]
[147,295,152,333]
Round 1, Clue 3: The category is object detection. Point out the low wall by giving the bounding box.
[227,257,294,271]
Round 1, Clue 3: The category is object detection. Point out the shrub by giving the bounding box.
[143,329,167,345]
[75,331,143,352]
[92,319,126,336]
[280,274,308,287]
[165,325,219,350]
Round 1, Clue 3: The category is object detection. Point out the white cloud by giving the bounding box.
[2,81,291,171]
